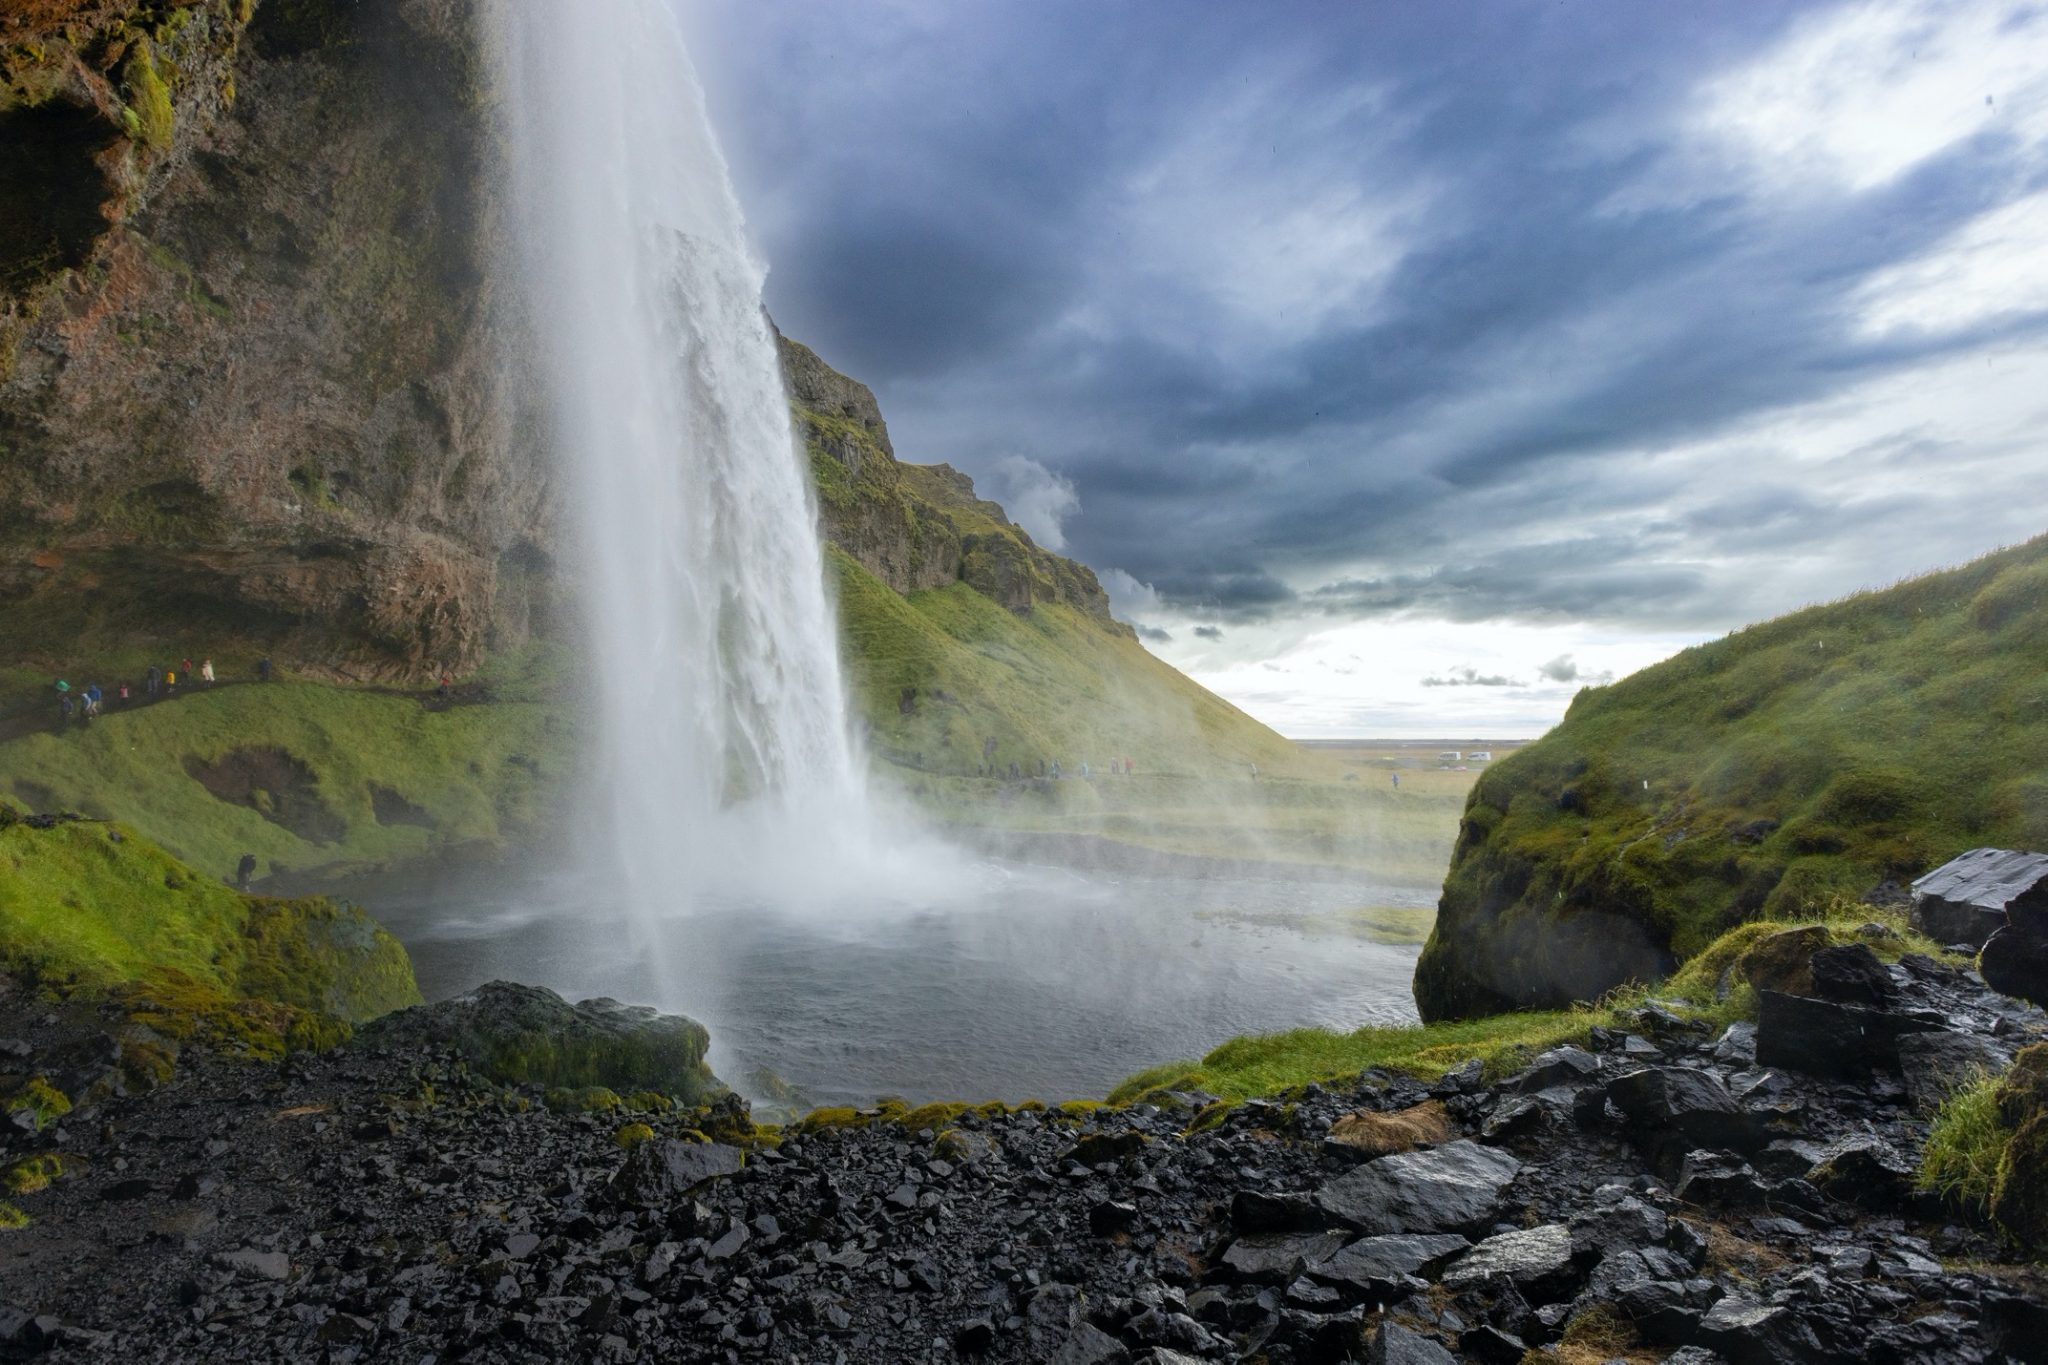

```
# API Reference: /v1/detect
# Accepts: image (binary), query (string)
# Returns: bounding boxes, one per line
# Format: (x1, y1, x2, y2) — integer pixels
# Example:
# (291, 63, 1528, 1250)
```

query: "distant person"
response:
(437, 672, 452, 700)
(145, 665, 160, 696)
(1249, 763, 1258, 780)
(235, 853, 258, 891)
(256, 656, 273, 683)
(117, 683, 131, 705)
(1081, 761, 1090, 778)
(164, 667, 177, 691)
(1009, 762, 1021, 780)
(1391, 772, 1400, 790)
(200, 659, 215, 685)
(1124, 757, 1135, 776)
(57, 693, 73, 726)
(84, 683, 102, 717)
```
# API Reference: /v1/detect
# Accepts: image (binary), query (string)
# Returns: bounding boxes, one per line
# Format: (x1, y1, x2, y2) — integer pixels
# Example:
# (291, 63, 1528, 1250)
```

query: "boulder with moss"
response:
(360, 980, 722, 1104)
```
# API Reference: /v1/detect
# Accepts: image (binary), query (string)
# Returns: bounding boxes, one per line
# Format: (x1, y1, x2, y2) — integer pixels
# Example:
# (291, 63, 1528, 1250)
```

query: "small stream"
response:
(338, 858, 1429, 1106)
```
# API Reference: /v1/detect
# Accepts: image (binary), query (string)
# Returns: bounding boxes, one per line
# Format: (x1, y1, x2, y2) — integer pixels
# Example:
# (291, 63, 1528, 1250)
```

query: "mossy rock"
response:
(2, 1152, 75, 1196)
(1992, 1113, 2048, 1253)
(1995, 1042, 2048, 1128)
(1734, 925, 1830, 996)
(360, 981, 722, 1104)
(545, 1086, 623, 1114)
(5, 1076, 71, 1132)
(0, 1202, 27, 1231)
(614, 1122, 655, 1149)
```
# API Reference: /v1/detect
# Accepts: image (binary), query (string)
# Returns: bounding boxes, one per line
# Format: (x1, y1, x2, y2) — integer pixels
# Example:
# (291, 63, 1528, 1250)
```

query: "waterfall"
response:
(493, 0, 867, 953)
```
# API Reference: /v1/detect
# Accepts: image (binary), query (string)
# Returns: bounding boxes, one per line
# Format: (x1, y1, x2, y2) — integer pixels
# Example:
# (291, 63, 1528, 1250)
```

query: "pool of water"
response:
(342, 857, 1428, 1106)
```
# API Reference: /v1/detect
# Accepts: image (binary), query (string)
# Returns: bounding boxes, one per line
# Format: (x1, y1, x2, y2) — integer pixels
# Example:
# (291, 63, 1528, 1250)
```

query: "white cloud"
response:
(1099, 566, 1163, 618)
(988, 454, 1079, 551)
(1695, 0, 2048, 195)
(1856, 188, 2048, 337)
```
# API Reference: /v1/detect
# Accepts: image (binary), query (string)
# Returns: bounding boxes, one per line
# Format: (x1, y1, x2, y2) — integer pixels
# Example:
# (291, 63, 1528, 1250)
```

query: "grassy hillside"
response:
(833, 547, 1464, 881)
(1415, 533, 2048, 1020)
(0, 804, 419, 1025)
(0, 661, 572, 885)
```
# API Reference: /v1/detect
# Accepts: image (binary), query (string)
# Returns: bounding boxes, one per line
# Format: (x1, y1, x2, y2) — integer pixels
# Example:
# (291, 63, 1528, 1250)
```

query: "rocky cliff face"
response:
(0, 0, 1128, 686)
(0, 0, 554, 679)
(781, 332, 1127, 633)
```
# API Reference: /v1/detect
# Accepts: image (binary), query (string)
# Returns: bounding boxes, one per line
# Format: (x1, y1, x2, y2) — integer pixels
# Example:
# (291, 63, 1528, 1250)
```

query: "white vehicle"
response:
(1468, 750, 1493, 762)
(1437, 750, 1461, 766)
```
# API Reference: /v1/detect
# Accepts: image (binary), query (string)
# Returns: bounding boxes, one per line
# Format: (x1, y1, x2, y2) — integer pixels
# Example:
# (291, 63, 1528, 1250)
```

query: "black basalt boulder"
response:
(1314, 1140, 1522, 1235)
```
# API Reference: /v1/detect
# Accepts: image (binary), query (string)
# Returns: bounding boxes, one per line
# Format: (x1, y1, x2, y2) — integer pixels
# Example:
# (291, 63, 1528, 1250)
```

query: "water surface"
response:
(353, 859, 1427, 1106)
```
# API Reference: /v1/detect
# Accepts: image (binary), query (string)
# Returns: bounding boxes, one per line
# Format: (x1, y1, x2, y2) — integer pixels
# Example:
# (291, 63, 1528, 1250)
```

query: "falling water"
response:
(493, 1, 867, 965)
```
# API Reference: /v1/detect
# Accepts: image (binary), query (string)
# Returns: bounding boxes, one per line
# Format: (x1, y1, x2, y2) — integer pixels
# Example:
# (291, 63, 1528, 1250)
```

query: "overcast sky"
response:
(689, 0, 2048, 737)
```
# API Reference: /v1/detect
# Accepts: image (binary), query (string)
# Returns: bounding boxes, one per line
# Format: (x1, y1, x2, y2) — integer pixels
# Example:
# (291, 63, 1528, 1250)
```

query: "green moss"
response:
(122, 37, 175, 151)
(614, 1121, 655, 1148)
(0, 675, 571, 883)
(5, 1075, 71, 1132)
(0, 813, 420, 1036)
(2, 1152, 74, 1195)
(0, 1202, 27, 1231)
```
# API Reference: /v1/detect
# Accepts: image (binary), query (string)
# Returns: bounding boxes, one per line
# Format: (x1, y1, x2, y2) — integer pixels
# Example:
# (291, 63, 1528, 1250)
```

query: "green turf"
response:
(0, 678, 572, 883)
(1418, 533, 2048, 1018)
(0, 805, 418, 1021)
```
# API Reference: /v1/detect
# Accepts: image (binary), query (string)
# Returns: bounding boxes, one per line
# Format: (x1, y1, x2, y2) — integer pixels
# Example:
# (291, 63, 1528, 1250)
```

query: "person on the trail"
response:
(1249, 763, 1258, 780)
(257, 657, 272, 683)
(200, 659, 215, 685)
(145, 665, 160, 696)
(165, 668, 177, 691)
(58, 694, 73, 725)
(118, 683, 131, 704)
(235, 853, 258, 891)
(1124, 756, 1135, 776)
(436, 672, 452, 701)
(84, 684, 102, 717)
(1081, 761, 1091, 778)
(181, 657, 193, 676)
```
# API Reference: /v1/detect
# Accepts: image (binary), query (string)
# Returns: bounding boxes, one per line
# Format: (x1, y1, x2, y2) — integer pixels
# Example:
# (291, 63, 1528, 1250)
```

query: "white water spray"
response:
(494, 1, 872, 965)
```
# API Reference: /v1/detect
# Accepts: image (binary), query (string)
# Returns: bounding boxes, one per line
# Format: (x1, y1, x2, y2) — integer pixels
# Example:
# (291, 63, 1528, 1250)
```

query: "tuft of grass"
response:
(122, 37, 175, 151)
(1421, 533, 2048, 1019)
(1919, 1069, 2008, 1213)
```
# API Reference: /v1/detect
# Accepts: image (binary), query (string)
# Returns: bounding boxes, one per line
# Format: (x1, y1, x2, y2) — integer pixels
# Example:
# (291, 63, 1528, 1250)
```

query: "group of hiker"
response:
(50, 655, 273, 728)
(975, 752, 1138, 781)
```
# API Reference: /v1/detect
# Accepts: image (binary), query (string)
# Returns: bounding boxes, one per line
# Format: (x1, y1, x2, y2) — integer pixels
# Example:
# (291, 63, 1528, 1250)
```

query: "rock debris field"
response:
(4, 943, 2048, 1363)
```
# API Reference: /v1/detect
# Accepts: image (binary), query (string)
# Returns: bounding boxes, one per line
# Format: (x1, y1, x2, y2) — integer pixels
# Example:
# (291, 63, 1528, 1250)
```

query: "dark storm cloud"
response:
(1191, 625, 1224, 641)
(695, 0, 2048, 630)
(1133, 623, 1173, 644)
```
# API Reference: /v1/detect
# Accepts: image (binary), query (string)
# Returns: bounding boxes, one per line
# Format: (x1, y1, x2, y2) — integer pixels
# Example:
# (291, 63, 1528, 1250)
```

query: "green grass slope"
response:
(0, 674, 571, 885)
(0, 804, 419, 1025)
(1415, 533, 2048, 1021)
(833, 548, 1463, 881)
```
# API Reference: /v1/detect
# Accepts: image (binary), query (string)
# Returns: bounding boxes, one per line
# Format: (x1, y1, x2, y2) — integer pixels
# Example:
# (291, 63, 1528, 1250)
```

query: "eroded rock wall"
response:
(0, 0, 555, 678)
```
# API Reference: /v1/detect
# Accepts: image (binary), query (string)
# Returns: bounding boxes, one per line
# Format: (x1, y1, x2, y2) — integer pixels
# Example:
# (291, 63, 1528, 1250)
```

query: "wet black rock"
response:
(1808, 943, 1896, 1008)
(1309, 1233, 1469, 1299)
(1755, 989, 1942, 1078)
(1314, 1140, 1520, 1234)
(608, 1137, 743, 1207)
(1439, 1224, 1574, 1294)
